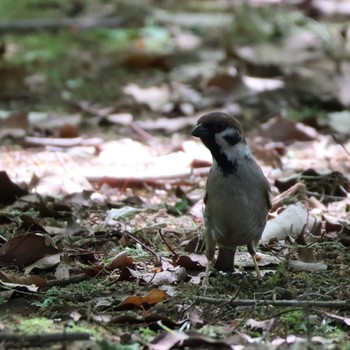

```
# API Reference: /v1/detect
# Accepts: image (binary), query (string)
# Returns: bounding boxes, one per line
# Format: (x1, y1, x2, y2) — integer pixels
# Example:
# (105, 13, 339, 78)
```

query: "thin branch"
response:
(0, 17, 125, 34)
(331, 134, 350, 158)
(0, 332, 90, 343)
(158, 229, 177, 256)
(306, 191, 347, 201)
(24, 136, 103, 148)
(125, 231, 161, 265)
(86, 167, 210, 188)
(196, 297, 350, 309)
(46, 273, 90, 287)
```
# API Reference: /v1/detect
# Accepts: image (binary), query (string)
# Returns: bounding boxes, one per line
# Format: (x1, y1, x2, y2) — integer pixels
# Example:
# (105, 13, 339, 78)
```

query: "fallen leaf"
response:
(0, 233, 59, 267)
(172, 255, 205, 270)
(0, 271, 47, 287)
(107, 251, 134, 271)
(0, 171, 28, 206)
(24, 253, 62, 274)
(261, 203, 320, 244)
(259, 115, 317, 142)
(115, 289, 170, 310)
(246, 318, 275, 332)
(123, 83, 170, 111)
(328, 111, 350, 135)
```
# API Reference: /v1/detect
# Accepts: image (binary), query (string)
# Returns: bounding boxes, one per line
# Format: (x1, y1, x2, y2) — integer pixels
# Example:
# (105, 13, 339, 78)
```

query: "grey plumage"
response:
(191, 112, 271, 280)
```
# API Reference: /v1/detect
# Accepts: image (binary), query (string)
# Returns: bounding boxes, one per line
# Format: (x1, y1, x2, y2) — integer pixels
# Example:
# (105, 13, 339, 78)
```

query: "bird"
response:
(191, 112, 271, 282)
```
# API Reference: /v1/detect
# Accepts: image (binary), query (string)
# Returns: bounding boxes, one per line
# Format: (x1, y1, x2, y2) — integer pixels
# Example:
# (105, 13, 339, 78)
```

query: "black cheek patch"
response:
(210, 143, 238, 174)
(224, 133, 240, 146)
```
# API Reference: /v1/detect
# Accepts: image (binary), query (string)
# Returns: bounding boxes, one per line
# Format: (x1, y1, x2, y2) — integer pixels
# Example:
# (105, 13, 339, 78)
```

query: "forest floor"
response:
(0, 1, 350, 349)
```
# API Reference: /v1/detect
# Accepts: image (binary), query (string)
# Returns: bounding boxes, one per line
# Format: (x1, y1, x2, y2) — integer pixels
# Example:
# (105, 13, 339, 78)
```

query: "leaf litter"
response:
(1, 0, 350, 349)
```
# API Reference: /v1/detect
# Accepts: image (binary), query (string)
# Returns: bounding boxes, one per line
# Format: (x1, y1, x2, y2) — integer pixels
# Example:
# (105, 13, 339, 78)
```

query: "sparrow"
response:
(191, 112, 271, 281)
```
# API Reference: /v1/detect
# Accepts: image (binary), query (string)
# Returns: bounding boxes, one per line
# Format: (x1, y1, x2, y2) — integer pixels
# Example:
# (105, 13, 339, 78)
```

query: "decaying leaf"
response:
(24, 253, 62, 275)
(261, 203, 321, 244)
(0, 171, 28, 206)
(0, 271, 47, 288)
(115, 289, 170, 310)
(107, 251, 134, 271)
(0, 233, 59, 267)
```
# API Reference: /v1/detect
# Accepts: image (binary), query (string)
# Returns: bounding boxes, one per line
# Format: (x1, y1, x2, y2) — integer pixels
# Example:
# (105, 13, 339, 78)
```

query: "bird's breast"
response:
(205, 162, 269, 246)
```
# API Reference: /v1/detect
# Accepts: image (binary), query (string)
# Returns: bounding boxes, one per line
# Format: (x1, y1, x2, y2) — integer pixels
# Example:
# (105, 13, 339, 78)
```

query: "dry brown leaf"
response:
(0, 271, 47, 287)
(172, 255, 205, 270)
(24, 253, 62, 275)
(107, 251, 134, 271)
(115, 289, 170, 310)
(0, 171, 28, 206)
(0, 233, 59, 267)
(259, 115, 317, 142)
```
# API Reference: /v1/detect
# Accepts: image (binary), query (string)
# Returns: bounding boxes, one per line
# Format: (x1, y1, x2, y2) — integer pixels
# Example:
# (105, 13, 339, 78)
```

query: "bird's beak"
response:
(191, 123, 209, 137)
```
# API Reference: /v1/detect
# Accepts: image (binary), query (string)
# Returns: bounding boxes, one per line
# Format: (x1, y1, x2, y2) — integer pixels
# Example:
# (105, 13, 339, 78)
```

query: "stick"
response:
(0, 17, 125, 34)
(196, 297, 350, 309)
(0, 332, 90, 343)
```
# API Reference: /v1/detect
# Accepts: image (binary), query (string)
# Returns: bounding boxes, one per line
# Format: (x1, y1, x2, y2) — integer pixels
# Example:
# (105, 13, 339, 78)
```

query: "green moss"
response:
(280, 310, 307, 334)
(265, 262, 288, 287)
(17, 317, 54, 334)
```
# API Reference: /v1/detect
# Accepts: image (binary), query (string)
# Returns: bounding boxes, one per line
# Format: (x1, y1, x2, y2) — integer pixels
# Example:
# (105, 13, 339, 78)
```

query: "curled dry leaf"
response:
(24, 253, 62, 275)
(0, 233, 59, 267)
(0, 171, 28, 206)
(245, 318, 275, 332)
(107, 251, 134, 271)
(172, 254, 205, 270)
(259, 115, 317, 142)
(261, 203, 321, 244)
(131, 266, 187, 285)
(115, 289, 170, 311)
(0, 271, 47, 287)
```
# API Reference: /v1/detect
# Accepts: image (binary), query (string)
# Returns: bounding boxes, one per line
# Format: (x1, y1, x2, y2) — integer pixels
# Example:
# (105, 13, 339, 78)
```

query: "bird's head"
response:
(191, 112, 246, 148)
(191, 112, 250, 173)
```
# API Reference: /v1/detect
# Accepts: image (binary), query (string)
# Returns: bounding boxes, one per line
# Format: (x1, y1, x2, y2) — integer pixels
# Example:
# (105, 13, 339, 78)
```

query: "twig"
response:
(0, 17, 125, 34)
(196, 297, 350, 309)
(125, 231, 161, 265)
(86, 167, 211, 188)
(271, 182, 306, 211)
(24, 136, 102, 148)
(46, 273, 90, 287)
(131, 122, 154, 142)
(158, 229, 177, 256)
(306, 191, 348, 201)
(0, 332, 90, 343)
(203, 287, 240, 315)
(331, 134, 350, 158)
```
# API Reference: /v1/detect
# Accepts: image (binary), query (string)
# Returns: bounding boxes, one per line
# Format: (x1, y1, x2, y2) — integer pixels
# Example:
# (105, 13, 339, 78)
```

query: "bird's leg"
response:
(251, 254, 262, 280)
(203, 259, 211, 287)
(247, 241, 262, 280)
(203, 229, 216, 287)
